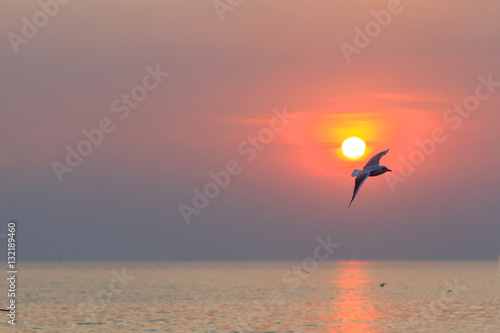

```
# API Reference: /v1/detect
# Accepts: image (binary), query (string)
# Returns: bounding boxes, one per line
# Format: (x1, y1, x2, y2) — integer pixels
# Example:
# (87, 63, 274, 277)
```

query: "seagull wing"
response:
(363, 149, 389, 169)
(349, 170, 370, 208)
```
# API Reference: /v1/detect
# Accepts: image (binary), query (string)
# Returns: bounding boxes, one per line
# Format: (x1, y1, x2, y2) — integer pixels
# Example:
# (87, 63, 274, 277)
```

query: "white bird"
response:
(349, 149, 391, 208)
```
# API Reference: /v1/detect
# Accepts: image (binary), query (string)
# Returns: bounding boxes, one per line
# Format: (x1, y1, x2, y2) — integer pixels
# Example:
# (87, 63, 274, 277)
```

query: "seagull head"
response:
(381, 166, 392, 173)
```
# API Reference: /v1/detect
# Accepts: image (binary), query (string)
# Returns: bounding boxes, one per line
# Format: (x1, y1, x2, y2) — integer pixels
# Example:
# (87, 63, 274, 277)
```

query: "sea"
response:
(10, 261, 500, 332)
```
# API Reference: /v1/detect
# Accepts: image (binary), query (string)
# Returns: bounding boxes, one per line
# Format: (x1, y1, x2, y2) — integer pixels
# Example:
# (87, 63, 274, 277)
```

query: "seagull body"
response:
(349, 149, 391, 208)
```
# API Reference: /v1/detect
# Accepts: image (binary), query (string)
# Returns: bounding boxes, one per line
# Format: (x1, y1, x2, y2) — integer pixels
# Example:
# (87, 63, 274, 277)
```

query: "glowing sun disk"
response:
(342, 137, 366, 159)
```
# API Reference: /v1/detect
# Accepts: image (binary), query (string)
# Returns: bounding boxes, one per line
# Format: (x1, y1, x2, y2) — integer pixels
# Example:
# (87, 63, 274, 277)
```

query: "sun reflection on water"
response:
(327, 261, 381, 332)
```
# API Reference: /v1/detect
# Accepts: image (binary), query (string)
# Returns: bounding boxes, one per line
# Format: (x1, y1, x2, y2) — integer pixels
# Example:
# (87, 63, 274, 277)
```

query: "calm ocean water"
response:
(10, 261, 500, 332)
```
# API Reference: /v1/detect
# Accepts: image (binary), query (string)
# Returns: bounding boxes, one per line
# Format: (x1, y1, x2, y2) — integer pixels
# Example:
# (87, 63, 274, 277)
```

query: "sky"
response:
(1, 0, 499, 261)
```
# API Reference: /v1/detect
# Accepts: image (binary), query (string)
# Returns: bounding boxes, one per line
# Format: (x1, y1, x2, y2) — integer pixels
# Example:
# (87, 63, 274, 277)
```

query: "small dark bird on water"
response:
(379, 282, 387, 287)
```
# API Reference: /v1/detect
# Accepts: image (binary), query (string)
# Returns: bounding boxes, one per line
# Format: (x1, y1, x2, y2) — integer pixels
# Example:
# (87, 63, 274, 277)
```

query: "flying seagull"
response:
(349, 149, 391, 208)
(379, 282, 387, 287)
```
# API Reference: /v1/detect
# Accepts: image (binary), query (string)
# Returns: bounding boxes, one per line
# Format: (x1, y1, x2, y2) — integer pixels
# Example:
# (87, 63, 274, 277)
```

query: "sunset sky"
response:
(1, 0, 499, 261)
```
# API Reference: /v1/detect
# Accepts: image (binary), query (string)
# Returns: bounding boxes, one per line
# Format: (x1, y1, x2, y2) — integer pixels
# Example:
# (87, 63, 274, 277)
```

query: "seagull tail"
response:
(351, 169, 362, 177)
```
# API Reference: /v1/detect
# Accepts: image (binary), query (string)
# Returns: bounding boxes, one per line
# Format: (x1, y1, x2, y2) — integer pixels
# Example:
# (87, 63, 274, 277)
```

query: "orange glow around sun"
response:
(282, 105, 436, 177)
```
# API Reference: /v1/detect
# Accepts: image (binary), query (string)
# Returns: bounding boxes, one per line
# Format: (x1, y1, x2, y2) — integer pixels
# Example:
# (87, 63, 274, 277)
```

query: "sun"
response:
(341, 137, 366, 159)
